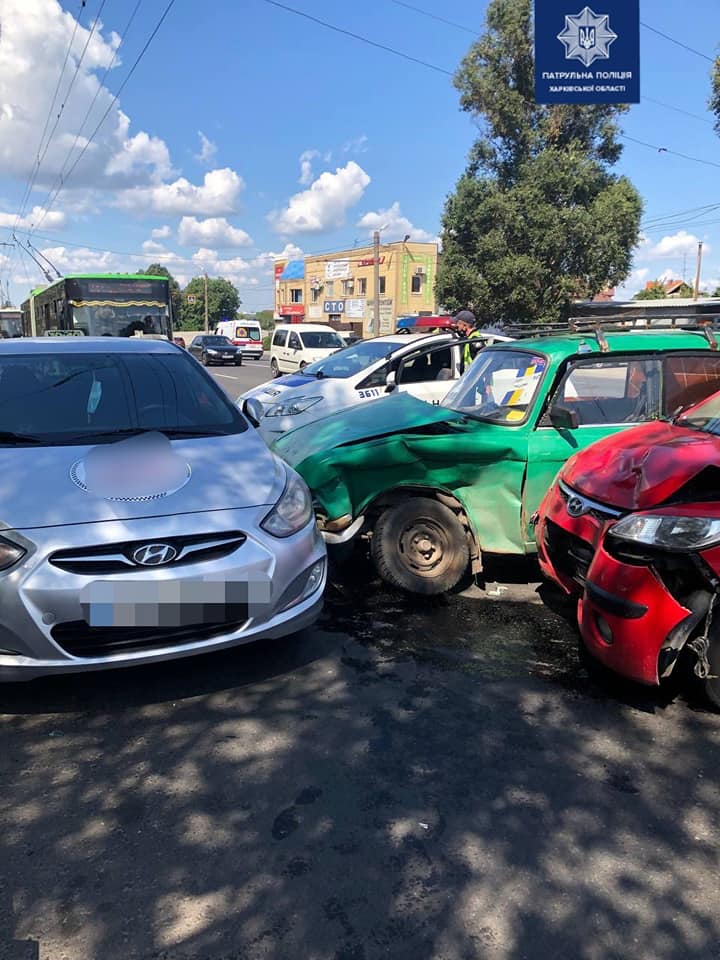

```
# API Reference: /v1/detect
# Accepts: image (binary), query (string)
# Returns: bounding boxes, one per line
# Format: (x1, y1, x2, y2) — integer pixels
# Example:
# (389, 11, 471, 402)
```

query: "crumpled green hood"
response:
(272, 392, 466, 469)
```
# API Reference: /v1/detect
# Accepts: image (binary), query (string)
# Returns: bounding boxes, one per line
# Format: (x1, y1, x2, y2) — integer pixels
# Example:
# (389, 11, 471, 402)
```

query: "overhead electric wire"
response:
(389, 0, 476, 35)
(13, 0, 87, 230)
(642, 96, 713, 126)
(640, 21, 714, 62)
(42, 0, 145, 225)
(30, 0, 109, 192)
(620, 135, 720, 171)
(31, 0, 178, 233)
(260, 0, 453, 76)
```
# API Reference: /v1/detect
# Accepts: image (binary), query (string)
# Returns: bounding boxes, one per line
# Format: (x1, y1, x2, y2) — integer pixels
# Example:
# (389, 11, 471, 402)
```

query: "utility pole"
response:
(693, 241, 704, 301)
(203, 271, 209, 333)
(372, 230, 380, 336)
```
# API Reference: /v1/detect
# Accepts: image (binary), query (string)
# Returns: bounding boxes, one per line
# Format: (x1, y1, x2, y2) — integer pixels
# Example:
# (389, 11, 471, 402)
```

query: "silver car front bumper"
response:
(0, 507, 326, 681)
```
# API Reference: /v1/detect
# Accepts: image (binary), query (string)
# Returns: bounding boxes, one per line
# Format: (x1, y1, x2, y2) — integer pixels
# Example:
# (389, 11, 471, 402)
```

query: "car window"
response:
(272, 330, 287, 347)
(677, 390, 720, 434)
(304, 340, 394, 380)
(548, 358, 659, 426)
(298, 331, 345, 349)
(357, 363, 390, 390)
(664, 354, 720, 415)
(0, 352, 247, 444)
(443, 350, 547, 424)
(190, 337, 203, 346)
(203, 336, 232, 346)
(288, 332, 301, 349)
(237, 326, 262, 341)
(399, 346, 453, 384)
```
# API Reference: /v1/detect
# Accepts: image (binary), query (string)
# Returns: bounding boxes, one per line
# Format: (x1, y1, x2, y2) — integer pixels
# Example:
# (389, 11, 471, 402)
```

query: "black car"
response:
(188, 335, 243, 366)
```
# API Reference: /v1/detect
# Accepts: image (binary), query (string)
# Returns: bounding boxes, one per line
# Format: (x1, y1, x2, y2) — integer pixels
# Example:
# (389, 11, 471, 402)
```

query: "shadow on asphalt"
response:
(2, 548, 719, 960)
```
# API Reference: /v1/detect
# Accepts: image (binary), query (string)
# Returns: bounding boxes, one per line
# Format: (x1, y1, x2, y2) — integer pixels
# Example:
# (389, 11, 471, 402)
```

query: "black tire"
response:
(235, 358, 243, 366)
(371, 497, 470, 595)
(702, 616, 720, 710)
(270, 358, 280, 378)
(201, 352, 210, 366)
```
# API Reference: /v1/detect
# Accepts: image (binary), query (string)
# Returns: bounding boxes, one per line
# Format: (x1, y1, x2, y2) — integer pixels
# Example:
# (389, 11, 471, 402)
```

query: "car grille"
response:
(52, 617, 248, 658)
(557, 480, 622, 523)
(542, 519, 595, 586)
(49, 532, 246, 575)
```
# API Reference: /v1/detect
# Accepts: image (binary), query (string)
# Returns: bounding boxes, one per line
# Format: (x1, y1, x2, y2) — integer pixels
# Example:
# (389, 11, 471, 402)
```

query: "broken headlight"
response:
(611, 515, 720, 552)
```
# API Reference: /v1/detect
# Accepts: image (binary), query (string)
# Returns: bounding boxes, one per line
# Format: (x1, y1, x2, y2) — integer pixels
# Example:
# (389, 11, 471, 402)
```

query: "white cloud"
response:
(343, 135, 368, 154)
(142, 239, 167, 255)
(178, 216, 252, 248)
(0, 0, 172, 195)
(269, 161, 371, 235)
(299, 150, 320, 186)
(0, 205, 66, 230)
(116, 168, 245, 216)
(641, 230, 712, 260)
(195, 131, 217, 166)
(614, 267, 650, 300)
(151, 225, 172, 239)
(357, 201, 437, 243)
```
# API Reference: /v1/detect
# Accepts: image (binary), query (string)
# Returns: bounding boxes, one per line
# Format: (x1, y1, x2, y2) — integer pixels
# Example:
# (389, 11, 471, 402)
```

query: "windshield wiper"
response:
(0, 430, 44, 445)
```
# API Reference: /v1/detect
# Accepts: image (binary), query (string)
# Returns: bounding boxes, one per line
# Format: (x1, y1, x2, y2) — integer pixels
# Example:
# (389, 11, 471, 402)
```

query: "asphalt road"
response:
(2, 552, 720, 960)
(207, 359, 274, 399)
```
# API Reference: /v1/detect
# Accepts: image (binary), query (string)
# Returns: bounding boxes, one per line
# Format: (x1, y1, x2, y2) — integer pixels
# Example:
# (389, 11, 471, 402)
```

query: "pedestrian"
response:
(454, 309, 484, 371)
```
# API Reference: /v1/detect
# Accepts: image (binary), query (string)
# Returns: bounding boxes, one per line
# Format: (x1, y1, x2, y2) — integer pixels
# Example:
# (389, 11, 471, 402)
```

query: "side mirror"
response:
(242, 397, 263, 428)
(385, 370, 397, 393)
(549, 403, 579, 430)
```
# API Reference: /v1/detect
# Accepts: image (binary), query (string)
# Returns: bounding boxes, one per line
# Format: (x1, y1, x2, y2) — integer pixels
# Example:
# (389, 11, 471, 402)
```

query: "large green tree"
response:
(178, 276, 241, 331)
(710, 55, 720, 134)
(143, 263, 182, 321)
(436, 0, 642, 323)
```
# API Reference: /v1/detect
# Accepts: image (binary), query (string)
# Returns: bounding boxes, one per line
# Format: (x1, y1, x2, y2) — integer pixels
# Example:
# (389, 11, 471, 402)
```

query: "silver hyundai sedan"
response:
(0, 337, 326, 681)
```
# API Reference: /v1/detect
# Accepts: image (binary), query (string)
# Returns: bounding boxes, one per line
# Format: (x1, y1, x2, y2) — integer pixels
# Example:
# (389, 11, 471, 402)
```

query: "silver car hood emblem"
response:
(132, 543, 178, 566)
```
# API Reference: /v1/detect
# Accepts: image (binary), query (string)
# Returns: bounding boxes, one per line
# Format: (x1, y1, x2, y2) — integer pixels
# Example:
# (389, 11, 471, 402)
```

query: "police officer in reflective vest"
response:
(455, 309, 483, 372)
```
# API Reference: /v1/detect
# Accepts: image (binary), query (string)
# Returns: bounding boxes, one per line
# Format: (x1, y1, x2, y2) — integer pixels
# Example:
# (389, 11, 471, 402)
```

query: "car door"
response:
(189, 336, 204, 359)
(285, 331, 302, 371)
(272, 329, 288, 370)
(395, 342, 458, 405)
(523, 355, 662, 544)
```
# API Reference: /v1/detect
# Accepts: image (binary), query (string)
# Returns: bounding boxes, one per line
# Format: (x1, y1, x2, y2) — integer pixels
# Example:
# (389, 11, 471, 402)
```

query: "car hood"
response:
(241, 373, 319, 405)
(0, 430, 286, 531)
(563, 419, 720, 511)
(273, 392, 466, 469)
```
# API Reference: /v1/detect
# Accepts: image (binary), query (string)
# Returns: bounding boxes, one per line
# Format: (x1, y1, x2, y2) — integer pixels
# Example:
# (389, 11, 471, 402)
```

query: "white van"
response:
(269, 323, 345, 377)
(214, 319, 264, 359)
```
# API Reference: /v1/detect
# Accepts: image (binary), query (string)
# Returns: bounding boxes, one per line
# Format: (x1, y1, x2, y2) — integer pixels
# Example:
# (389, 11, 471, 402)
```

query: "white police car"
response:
(239, 332, 510, 443)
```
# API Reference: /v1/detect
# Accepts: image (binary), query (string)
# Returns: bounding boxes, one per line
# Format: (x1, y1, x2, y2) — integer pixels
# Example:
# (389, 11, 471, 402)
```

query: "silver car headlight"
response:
(611, 515, 720, 551)
(206, 348, 219, 355)
(0, 536, 26, 571)
(264, 396, 323, 418)
(261, 470, 313, 538)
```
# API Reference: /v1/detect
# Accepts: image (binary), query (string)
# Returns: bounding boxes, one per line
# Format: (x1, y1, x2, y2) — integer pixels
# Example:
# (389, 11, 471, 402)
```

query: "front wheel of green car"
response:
(371, 497, 470, 595)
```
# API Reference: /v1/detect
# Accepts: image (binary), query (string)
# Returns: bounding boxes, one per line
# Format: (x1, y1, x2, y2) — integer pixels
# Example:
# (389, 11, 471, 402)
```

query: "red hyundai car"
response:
(536, 388, 720, 707)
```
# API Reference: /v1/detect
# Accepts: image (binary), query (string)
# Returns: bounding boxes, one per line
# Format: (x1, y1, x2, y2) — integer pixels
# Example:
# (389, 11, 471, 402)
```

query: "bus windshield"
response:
(70, 304, 169, 337)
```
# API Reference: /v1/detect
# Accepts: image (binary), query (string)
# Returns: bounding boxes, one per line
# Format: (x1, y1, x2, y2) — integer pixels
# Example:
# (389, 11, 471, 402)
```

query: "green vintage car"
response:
(272, 328, 720, 594)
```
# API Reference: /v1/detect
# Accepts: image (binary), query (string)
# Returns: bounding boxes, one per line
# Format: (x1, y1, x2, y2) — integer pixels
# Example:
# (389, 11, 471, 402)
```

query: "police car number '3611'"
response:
(358, 388, 381, 400)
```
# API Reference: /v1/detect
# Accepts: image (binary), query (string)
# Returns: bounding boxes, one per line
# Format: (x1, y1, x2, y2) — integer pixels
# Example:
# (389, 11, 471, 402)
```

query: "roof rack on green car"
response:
(507, 314, 719, 353)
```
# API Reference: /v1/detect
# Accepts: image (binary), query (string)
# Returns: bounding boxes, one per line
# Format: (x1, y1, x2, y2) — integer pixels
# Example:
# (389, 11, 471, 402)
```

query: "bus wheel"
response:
(371, 497, 470, 595)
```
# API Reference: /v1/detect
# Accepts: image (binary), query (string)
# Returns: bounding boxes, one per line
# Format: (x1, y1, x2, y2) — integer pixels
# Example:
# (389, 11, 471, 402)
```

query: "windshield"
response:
(299, 331, 345, 350)
(677, 390, 720, 436)
(303, 339, 395, 379)
(204, 336, 232, 346)
(70, 303, 171, 337)
(0, 351, 246, 445)
(443, 349, 547, 424)
(236, 326, 261, 341)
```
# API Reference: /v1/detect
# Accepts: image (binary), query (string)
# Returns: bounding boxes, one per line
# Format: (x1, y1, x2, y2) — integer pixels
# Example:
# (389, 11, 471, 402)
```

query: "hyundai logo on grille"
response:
(566, 496, 589, 519)
(131, 543, 178, 566)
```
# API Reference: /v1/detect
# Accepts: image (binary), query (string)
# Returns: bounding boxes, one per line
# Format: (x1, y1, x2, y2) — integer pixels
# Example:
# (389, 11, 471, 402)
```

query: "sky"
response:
(0, 0, 718, 312)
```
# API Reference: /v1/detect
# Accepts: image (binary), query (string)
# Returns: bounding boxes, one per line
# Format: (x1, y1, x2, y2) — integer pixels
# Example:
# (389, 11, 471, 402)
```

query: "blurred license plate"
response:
(80, 580, 257, 628)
